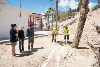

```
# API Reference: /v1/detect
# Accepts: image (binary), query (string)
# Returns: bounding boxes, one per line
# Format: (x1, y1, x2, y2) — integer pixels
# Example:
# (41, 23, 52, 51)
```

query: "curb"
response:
(2, 40, 10, 43)
(0, 41, 3, 45)
(0, 35, 49, 45)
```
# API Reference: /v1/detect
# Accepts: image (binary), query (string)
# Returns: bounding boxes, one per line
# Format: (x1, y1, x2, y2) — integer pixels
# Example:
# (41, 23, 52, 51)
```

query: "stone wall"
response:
(0, 4, 32, 40)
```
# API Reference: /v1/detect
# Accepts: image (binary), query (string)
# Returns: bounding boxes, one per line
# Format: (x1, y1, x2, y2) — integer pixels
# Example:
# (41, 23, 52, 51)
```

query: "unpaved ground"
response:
(0, 35, 99, 67)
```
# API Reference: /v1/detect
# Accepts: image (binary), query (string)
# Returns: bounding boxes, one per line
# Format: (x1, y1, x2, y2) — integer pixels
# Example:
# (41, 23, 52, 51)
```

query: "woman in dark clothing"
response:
(18, 25, 25, 53)
(10, 24, 18, 56)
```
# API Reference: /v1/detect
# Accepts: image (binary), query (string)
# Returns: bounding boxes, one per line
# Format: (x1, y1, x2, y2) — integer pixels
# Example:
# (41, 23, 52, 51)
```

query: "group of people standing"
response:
(52, 25, 69, 44)
(10, 24, 34, 56)
(9, 23, 69, 56)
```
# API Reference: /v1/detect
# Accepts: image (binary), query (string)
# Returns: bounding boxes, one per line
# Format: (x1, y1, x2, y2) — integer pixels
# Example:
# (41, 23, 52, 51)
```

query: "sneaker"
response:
(52, 39, 53, 42)
(20, 50, 22, 53)
(64, 42, 66, 44)
(67, 41, 70, 43)
(64, 41, 66, 44)
(22, 50, 24, 52)
(54, 39, 56, 42)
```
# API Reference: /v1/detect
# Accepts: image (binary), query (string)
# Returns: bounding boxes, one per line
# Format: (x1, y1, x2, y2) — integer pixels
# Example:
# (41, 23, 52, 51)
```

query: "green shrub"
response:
(92, 5, 99, 11)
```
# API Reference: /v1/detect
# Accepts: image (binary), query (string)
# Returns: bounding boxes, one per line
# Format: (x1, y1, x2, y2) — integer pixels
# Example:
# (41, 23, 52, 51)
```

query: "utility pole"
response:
(20, 0, 21, 17)
(56, 0, 58, 28)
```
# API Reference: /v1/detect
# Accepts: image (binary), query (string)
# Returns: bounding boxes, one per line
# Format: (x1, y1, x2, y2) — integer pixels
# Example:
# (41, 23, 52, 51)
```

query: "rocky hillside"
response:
(56, 8, 100, 43)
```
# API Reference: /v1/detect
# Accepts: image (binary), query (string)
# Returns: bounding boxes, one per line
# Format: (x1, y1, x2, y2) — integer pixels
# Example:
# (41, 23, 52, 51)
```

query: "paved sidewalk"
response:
(34, 31, 48, 37)
(34, 28, 49, 37)
(0, 30, 49, 44)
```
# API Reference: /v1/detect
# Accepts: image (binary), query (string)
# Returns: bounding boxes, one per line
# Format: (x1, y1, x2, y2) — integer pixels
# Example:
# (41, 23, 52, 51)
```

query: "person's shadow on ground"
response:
(15, 47, 44, 57)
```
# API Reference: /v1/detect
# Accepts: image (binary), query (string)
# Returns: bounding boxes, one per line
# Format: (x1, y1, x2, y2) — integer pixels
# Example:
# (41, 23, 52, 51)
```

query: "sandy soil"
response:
(0, 35, 99, 67)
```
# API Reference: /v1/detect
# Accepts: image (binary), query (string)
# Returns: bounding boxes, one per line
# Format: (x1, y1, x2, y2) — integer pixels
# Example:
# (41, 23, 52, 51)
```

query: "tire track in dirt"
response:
(56, 47, 65, 67)
(41, 46, 58, 67)
(45, 46, 65, 67)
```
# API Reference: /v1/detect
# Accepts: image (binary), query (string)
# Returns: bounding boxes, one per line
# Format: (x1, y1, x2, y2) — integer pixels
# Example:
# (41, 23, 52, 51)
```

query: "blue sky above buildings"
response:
(6, 0, 98, 14)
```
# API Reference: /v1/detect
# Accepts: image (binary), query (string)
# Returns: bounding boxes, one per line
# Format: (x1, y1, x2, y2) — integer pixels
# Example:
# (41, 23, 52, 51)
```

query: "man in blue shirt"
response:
(26, 24, 34, 51)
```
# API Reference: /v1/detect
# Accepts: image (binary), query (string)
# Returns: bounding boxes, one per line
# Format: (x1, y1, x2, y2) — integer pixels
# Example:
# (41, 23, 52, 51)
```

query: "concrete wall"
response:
(0, 4, 32, 40)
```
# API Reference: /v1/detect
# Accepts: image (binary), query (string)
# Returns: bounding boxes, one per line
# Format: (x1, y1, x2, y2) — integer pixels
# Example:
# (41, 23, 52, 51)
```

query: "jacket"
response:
(10, 28, 17, 42)
(26, 28, 34, 37)
(18, 30, 25, 39)
(52, 28, 58, 34)
(63, 28, 69, 35)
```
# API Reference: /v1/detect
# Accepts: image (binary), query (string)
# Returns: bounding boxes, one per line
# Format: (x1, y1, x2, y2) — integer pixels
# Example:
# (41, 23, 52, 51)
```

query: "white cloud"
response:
(58, 0, 78, 9)
(63, 7, 67, 11)
(69, 0, 78, 9)
(58, 0, 69, 8)
(58, 0, 97, 10)
(88, 2, 97, 9)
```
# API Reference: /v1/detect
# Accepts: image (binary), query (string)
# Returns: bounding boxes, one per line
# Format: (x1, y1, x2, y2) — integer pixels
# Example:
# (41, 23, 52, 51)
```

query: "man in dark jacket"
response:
(26, 24, 34, 51)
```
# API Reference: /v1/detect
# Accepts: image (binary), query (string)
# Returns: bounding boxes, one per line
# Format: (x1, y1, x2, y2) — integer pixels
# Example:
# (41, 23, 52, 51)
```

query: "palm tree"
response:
(53, 8, 56, 21)
(44, 10, 51, 30)
(48, 7, 55, 30)
(44, 7, 55, 30)
(71, 0, 89, 48)
(44, 12, 48, 29)
(50, 0, 58, 28)
(78, 0, 82, 10)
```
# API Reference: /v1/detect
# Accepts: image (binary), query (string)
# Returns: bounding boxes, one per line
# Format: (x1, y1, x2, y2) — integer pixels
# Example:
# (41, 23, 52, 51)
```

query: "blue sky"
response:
(6, 0, 98, 14)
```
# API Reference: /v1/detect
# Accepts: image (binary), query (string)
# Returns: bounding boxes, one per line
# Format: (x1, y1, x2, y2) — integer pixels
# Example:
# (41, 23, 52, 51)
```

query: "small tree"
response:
(92, 5, 99, 11)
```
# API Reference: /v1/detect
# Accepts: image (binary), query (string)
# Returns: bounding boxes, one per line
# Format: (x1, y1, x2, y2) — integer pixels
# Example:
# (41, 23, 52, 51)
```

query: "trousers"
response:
(52, 34, 56, 42)
(28, 36, 34, 49)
